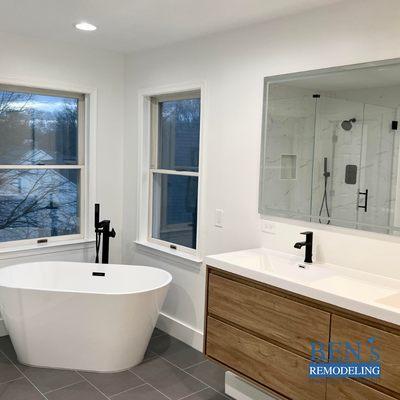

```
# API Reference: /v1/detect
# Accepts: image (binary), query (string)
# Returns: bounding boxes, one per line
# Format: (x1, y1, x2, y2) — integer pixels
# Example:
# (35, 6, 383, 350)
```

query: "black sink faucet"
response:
(294, 231, 313, 264)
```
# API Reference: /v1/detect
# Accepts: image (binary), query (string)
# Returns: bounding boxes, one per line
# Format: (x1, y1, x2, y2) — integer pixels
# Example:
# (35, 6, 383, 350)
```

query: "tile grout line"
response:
(0, 349, 50, 400)
(158, 356, 213, 391)
(127, 369, 172, 400)
(145, 382, 173, 400)
(149, 335, 231, 399)
(208, 386, 233, 399)
(146, 333, 233, 399)
(176, 387, 209, 400)
(75, 370, 112, 400)
(0, 375, 25, 385)
(149, 335, 228, 397)
(183, 359, 209, 370)
(109, 382, 147, 398)
(43, 378, 85, 395)
(158, 355, 231, 398)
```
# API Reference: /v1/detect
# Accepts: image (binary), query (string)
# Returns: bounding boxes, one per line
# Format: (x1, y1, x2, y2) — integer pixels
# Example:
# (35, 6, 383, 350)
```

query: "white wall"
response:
(123, 0, 400, 349)
(0, 32, 125, 334)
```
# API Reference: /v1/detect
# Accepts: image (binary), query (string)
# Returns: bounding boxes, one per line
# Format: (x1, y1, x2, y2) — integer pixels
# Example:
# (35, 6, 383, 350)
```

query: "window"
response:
(0, 85, 85, 245)
(149, 91, 201, 253)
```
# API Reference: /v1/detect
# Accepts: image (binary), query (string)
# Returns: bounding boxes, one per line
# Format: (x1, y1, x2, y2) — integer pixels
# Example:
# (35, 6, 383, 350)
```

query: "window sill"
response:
(134, 240, 203, 267)
(0, 238, 96, 261)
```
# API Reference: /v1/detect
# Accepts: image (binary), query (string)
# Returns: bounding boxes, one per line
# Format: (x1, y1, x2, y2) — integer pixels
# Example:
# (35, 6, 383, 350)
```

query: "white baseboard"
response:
(0, 318, 7, 337)
(225, 372, 278, 400)
(156, 312, 203, 351)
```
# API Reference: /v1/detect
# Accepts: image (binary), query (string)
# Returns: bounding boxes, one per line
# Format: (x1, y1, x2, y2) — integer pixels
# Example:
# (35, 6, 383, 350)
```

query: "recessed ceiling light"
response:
(75, 22, 97, 32)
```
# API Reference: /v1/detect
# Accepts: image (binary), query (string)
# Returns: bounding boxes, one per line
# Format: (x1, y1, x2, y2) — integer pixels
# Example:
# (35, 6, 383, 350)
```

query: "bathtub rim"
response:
(0, 261, 172, 296)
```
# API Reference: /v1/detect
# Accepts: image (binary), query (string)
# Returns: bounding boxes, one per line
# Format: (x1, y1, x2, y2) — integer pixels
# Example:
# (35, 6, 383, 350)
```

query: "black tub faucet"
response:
(294, 231, 313, 264)
(95, 203, 116, 264)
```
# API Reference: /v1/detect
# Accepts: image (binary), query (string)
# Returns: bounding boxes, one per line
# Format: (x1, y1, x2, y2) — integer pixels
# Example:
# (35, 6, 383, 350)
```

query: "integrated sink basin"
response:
(208, 248, 334, 283)
(205, 248, 400, 325)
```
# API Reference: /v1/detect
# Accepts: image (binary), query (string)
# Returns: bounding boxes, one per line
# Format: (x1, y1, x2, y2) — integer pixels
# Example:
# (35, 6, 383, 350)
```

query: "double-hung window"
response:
(0, 85, 85, 246)
(149, 91, 201, 253)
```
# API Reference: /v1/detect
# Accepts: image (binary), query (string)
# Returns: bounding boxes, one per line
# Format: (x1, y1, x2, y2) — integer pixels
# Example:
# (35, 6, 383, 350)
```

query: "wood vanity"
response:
(204, 266, 400, 400)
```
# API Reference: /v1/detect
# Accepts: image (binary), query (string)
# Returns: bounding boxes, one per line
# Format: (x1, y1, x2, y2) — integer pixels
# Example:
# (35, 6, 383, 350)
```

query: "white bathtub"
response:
(0, 261, 171, 372)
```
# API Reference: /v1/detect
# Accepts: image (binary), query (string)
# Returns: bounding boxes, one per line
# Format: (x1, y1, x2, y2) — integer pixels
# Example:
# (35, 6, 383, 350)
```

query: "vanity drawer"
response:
(206, 316, 326, 400)
(208, 272, 330, 355)
(327, 379, 396, 400)
(331, 315, 400, 394)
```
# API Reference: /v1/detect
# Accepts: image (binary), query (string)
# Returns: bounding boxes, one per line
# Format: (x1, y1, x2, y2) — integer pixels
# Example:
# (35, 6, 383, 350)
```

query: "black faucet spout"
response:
(294, 231, 313, 263)
(294, 241, 306, 249)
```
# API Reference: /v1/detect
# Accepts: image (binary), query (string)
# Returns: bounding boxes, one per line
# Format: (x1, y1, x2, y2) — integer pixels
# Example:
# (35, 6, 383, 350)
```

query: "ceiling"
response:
(0, 0, 343, 53)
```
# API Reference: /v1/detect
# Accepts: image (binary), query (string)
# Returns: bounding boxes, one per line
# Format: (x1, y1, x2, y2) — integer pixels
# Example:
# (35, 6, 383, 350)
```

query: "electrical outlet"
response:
(261, 219, 276, 234)
(215, 209, 224, 228)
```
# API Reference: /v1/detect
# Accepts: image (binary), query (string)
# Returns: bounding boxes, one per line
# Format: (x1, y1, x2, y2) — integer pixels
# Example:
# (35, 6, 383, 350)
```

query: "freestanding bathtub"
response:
(0, 261, 171, 372)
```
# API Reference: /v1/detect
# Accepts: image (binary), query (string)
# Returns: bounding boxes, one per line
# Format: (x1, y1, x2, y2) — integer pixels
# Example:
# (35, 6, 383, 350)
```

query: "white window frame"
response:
(136, 83, 205, 261)
(0, 80, 97, 251)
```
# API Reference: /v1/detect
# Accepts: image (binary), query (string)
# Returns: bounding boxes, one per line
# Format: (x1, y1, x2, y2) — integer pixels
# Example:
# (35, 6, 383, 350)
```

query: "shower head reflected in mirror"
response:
(341, 118, 356, 131)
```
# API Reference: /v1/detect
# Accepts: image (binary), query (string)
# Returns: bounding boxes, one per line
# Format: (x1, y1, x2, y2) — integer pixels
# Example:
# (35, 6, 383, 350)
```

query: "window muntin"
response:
(149, 91, 201, 252)
(0, 85, 85, 245)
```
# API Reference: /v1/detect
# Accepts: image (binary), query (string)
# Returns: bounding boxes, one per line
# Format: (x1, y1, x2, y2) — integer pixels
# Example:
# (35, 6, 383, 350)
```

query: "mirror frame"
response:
(259, 57, 400, 234)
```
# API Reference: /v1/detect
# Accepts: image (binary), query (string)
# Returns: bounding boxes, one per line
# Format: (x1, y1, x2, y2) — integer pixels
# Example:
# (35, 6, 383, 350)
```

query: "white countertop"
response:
(205, 248, 400, 326)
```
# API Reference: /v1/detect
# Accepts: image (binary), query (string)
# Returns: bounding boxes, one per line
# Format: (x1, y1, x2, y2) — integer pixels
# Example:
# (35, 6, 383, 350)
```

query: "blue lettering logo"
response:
(309, 337, 381, 378)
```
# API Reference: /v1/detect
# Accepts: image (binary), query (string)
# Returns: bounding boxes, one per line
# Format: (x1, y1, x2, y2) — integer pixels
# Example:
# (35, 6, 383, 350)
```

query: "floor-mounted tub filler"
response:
(0, 261, 171, 372)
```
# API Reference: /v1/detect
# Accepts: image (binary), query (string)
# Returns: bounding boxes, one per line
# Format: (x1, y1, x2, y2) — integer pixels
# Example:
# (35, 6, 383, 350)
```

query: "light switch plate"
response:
(215, 209, 224, 228)
(261, 219, 276, 234)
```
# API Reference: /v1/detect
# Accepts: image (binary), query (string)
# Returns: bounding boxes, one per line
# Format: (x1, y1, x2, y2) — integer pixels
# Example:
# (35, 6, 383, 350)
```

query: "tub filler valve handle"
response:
(95, 203, 116, 264)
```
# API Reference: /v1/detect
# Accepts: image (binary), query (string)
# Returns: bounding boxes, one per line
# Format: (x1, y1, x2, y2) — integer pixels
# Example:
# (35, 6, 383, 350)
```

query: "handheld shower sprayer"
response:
(323, 157, 330, 178)
(319, 157, 331, 224)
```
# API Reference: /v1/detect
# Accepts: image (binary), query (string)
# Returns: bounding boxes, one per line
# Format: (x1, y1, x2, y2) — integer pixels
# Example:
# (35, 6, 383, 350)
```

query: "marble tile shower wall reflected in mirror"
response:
(259, 60, 400, 235)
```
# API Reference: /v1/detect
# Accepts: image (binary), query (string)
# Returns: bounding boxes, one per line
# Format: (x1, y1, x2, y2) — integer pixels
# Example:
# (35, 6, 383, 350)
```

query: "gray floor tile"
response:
(80, 370, 144, 396)
(0, 377, 45, 400)
(151, 328, 166, 339)
(148, 335, 205, 369)
(186, 361, 227, 393)
(183, 388, 228, 400)
(21, 366, 82, 394)
(112, 384, 168, 400)
(131, 357, 205, 400)
(143, 347, 157, 361)
(146, 334, 176, 354)
(0, 337, 18, 364)
(0, 352, 22, 384)
(0, 333, 224, 400)
(46, 381, 107, 400)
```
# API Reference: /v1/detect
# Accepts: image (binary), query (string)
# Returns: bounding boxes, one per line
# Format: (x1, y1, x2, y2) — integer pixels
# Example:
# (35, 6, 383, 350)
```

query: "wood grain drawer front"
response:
(331, 315, 400, 394)
(208, 272, 330, 355)
(327, 379, 396, 400)
(206, 316, 326, 400)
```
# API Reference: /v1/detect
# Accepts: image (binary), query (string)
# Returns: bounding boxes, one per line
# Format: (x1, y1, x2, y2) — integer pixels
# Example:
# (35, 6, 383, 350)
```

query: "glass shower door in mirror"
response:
(311, 96, 364, 228)
(356, 104, 398, 233)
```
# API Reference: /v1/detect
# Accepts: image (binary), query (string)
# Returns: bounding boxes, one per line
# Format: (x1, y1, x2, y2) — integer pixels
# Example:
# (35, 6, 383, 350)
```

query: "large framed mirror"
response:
(259, 59, 400, 235)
